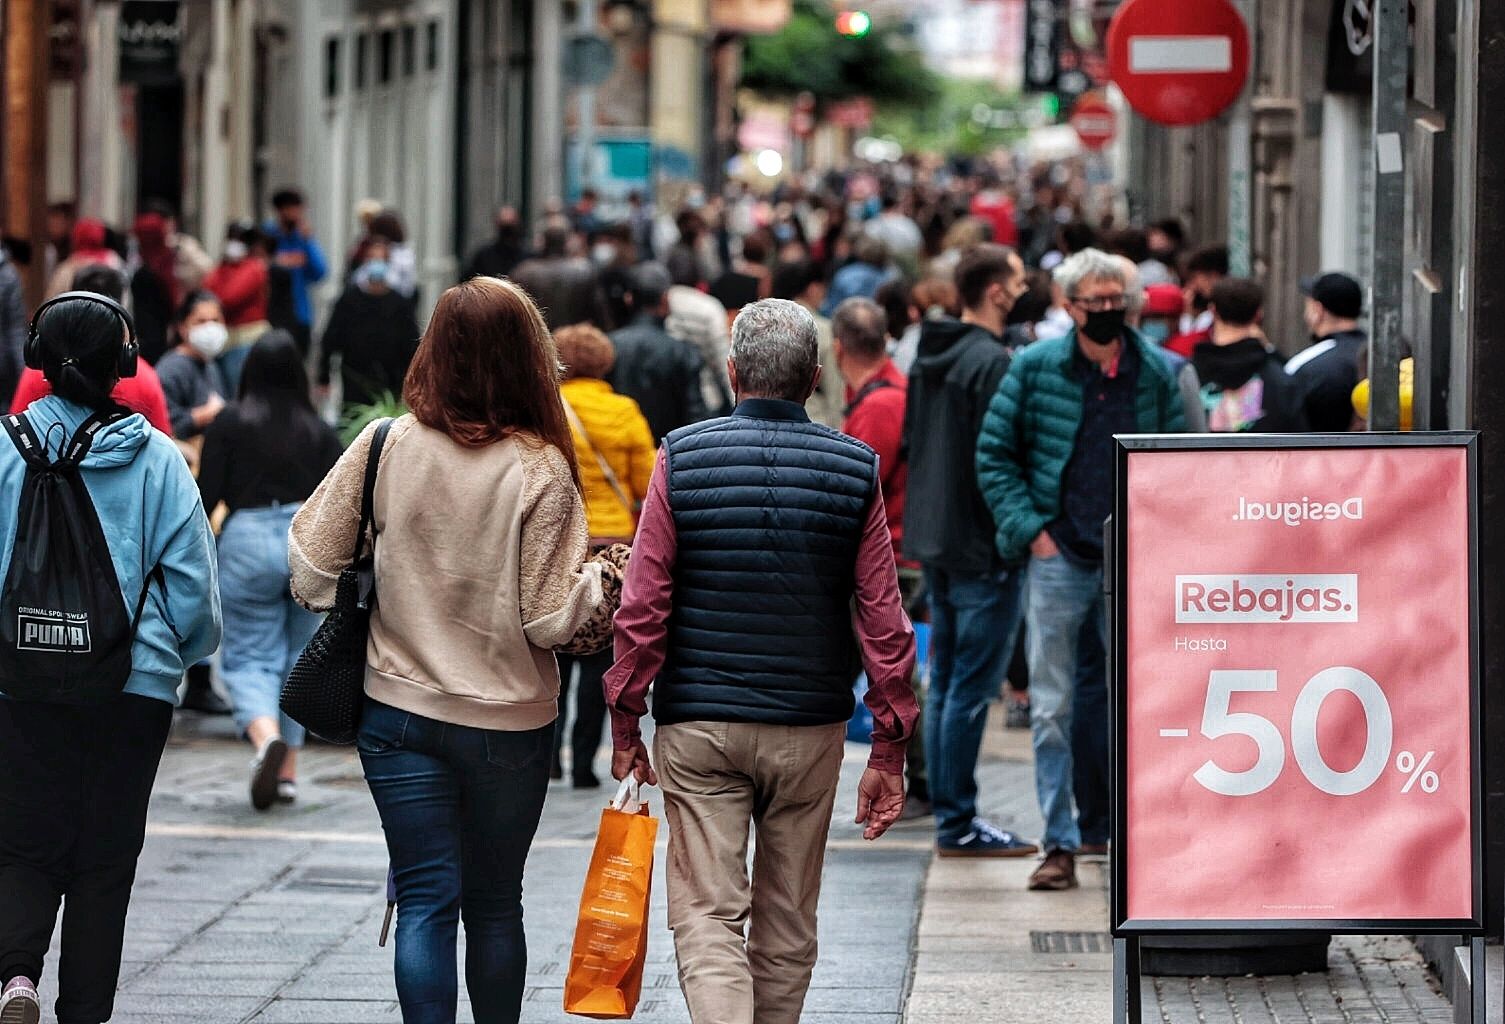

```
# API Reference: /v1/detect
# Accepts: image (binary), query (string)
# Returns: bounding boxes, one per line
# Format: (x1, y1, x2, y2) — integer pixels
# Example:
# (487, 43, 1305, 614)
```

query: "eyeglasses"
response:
(1070, 294, 1128, 312)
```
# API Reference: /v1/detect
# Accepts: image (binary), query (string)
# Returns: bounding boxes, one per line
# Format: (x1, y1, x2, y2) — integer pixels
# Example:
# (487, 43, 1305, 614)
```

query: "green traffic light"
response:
(847, 10, 871, 35)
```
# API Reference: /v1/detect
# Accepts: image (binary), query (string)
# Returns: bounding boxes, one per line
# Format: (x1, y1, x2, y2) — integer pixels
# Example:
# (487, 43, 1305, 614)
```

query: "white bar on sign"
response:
(1159, 729, 1190, 738)
(1129, 36, 1233, 74)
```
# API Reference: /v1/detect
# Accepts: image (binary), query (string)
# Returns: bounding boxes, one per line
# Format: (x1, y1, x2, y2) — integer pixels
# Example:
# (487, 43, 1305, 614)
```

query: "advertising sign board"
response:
(1109, 433, 1484, 1022)
(1114, 434, 1480, 932)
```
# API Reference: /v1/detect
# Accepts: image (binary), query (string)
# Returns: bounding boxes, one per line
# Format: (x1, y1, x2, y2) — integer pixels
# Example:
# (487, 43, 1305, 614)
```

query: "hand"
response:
(275, 250, 308, 269)
(193, 393, 226, 428)
(1030, 530, 1059, 560)
(855, 768, 905, 841)
(611, 739, 657, 787)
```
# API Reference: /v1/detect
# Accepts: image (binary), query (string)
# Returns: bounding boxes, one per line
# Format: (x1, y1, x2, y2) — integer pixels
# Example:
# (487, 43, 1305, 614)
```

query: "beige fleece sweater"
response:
(289, 416, 618, 731)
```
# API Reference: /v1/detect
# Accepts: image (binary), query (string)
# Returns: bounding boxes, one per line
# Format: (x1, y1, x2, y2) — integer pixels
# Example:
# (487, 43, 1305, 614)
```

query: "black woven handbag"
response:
(280, 419, 393, 744)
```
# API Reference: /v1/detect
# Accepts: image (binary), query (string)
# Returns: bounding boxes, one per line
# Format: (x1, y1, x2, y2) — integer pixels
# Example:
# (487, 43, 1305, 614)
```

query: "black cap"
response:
(1300, 272, 1363, 319)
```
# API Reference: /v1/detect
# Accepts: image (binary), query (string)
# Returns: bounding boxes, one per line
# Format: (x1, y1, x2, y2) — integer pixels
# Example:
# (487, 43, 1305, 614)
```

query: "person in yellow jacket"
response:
(553, 323, 656, 786)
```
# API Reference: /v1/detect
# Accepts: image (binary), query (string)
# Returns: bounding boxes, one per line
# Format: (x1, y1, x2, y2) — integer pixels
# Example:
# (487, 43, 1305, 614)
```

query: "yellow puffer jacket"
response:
(561, 378, 657, 540)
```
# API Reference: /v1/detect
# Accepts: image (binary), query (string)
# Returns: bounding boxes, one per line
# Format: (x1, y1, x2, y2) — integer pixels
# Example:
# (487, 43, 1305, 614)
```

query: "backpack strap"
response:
(129, 564, 168, 636)
(351, 419, 395, 563)
(1, 413, 48, 469)
(57, 411, 125, 471)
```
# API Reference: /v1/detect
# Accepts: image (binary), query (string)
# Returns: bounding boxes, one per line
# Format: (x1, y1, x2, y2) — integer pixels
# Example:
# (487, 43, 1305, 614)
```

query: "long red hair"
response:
(403, 277, 582, 489)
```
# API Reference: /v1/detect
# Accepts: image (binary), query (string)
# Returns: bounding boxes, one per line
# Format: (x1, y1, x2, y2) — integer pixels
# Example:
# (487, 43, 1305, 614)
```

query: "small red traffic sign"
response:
(1070, 93, 1117, 151)
(1107, 0, 1250, 127)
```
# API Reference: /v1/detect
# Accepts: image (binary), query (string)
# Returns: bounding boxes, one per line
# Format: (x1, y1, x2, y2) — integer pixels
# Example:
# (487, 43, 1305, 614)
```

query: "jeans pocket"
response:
(356, 701, 409, 754)
(483, 727, 547, 770)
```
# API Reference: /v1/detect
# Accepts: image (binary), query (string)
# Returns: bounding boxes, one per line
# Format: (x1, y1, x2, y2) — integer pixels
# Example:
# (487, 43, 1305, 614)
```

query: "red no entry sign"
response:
(1070, 93, 1117, 151)
(1107, 0, 1251, 127)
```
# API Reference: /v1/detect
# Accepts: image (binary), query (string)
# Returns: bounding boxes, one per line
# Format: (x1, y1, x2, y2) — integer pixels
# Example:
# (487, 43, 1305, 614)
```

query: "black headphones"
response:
(25, 290, 140, 379)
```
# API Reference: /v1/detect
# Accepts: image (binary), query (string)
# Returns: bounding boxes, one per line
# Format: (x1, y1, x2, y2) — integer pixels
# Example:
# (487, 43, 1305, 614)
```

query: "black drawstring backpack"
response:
(0, 410, 163, 704)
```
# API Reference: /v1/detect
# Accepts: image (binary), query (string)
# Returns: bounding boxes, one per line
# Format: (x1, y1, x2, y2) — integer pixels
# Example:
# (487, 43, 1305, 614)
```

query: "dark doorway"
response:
(135, 81, 185, 213)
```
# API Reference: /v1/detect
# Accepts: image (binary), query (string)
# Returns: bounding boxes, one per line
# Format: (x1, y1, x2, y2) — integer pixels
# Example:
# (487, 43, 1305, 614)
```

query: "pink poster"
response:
(1122, 445, 1475, 924)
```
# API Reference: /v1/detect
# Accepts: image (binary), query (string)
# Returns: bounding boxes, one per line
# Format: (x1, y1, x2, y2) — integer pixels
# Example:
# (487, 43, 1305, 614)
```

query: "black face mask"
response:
(1081, 309, 1127, 344)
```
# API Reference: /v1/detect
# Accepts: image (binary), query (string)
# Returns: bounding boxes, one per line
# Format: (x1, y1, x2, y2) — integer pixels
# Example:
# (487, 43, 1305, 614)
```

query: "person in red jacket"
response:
(10, 265, 173, 435)
(204, 221, 271, 395)
(833, 296, 930, 816)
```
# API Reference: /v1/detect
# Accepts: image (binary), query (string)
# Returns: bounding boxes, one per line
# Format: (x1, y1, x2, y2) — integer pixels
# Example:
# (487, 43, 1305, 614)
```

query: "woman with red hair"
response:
(290, 277, 627, 1023)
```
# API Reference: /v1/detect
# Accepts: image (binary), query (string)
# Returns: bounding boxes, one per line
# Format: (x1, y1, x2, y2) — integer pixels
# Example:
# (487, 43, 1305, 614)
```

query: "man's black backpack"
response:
(0, 411, 163, 704)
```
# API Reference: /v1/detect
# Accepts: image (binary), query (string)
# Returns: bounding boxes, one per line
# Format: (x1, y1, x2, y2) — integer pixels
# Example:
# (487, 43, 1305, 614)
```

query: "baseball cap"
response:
(1300, 272, 1363, 319)
(1142, 283, 1184, 318)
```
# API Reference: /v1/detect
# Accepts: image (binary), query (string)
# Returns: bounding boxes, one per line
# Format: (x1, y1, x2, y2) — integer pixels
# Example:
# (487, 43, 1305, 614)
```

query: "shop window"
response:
(402, 25, 417, 77)
(379, 29, 395, 84)
(324, 37, 341, 99)
(355, 33, 369, 90)
(426, 21, 440, 72)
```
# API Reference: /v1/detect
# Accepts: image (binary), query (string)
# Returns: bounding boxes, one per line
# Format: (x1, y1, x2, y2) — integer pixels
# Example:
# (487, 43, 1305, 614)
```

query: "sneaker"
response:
(572, 773, 601, 790)
(1028, 848, 1079, 891)
(277, 780, 298, 805)
(937, 819, 1039, 858)
(250, 737, 289, 812)
(0, 977, 40, 1024)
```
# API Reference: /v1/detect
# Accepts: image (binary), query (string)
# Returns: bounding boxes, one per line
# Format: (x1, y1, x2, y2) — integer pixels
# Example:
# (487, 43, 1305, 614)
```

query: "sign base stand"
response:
(1113, 934, 1488, 1022)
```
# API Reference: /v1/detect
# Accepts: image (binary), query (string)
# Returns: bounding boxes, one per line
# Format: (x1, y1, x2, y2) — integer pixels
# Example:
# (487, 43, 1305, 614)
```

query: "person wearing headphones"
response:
(0, 292, 221, 1024)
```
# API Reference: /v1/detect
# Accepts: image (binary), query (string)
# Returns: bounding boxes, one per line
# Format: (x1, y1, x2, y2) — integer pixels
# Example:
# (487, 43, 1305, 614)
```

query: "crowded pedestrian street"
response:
(3, 1, 1505, 1023)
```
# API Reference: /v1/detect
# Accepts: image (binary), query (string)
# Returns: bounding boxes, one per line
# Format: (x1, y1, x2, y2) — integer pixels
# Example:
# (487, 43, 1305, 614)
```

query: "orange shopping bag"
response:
(564, 779, 659, 1019)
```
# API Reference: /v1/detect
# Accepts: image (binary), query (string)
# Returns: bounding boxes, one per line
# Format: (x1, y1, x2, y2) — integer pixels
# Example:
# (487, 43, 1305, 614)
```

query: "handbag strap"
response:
(351, 418, 395, 564)
(561, 396, 635, 522)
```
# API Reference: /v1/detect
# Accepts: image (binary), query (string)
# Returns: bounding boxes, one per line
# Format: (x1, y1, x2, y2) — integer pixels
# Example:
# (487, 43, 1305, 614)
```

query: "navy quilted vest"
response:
(655, 398, 878, 727)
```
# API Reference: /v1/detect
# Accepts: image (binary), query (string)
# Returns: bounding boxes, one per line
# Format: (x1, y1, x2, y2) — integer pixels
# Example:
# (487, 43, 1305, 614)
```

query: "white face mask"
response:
(591, 243, 617, 266)
(223, 240, 249, 262)
(187, 321, 229, 360)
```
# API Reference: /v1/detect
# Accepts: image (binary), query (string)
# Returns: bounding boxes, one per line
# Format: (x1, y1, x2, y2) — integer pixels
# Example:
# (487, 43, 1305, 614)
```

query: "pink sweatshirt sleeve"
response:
(852, 487, 919, 773)
(604, 449, 675, 749)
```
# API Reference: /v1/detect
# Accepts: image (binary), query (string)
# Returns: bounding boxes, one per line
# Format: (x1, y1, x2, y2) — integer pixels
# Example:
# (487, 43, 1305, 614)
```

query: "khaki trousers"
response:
(655, 720, 846, 1024)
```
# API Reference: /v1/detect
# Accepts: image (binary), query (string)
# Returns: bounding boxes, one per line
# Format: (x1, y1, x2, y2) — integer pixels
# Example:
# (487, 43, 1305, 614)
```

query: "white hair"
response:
(1053, 247, 1128, 299)
(1111, 254, 1144, 314)
(730, 299, 819, 401)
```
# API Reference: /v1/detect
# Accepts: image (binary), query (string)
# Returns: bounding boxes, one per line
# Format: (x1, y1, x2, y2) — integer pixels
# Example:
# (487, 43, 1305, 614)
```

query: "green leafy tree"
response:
(740, 1, 940, 109)
(872, 78, 1036, 157)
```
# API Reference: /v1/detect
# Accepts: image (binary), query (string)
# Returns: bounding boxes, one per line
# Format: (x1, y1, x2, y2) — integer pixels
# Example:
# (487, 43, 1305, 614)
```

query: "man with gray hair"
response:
(606, 298, 918, 1024)
(976, 248, 1186, 892)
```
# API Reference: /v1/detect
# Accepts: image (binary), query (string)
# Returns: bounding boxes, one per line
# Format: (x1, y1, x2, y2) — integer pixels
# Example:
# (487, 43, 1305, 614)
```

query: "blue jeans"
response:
(1025, 555, 1106, 853)
(923, 565, 1026, 842)
(358, 699, 552, 1024)
(1072, 622, 1109, 847)
(218, 504, 321, 747)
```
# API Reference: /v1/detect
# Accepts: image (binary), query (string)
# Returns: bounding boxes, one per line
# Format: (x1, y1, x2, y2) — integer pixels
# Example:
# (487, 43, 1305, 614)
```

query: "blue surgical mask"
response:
(1141, 321, 1171, 345)
(362, 260, 389, 285)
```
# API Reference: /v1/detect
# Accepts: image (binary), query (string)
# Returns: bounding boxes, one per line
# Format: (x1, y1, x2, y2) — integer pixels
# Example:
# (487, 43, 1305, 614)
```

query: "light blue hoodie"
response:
(0, 396, 222, 705)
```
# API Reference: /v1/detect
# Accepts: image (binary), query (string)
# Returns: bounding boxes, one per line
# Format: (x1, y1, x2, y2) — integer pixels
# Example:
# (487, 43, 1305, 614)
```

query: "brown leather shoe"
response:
(1079, 842, 1109, 857)
(1028, 849, 1079, 891)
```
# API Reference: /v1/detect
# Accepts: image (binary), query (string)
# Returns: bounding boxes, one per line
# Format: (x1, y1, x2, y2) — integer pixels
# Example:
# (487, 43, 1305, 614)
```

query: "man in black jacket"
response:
(901, 243, 1037, 857)
(1285, 271, 1367, 431)
(609, 263, 710, 440)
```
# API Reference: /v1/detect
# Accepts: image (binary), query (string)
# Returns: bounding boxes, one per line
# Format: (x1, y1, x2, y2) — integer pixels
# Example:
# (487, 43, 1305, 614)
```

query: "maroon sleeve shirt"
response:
(604, 449, 919, 774)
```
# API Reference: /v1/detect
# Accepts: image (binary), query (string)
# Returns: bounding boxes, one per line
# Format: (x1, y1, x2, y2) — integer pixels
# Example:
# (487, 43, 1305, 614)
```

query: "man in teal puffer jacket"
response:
(975, 248, 1185, 892)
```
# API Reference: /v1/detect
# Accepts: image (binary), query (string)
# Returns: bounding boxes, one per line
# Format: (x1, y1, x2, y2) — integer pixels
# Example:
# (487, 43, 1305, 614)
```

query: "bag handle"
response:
(351, 418, 395, 564)
(561, 396, 636, 524)
(611, 777, 643, 813)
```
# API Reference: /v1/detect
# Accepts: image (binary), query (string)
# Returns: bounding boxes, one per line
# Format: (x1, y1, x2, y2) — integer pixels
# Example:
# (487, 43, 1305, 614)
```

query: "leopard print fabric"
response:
(556, 543, 630, 656)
